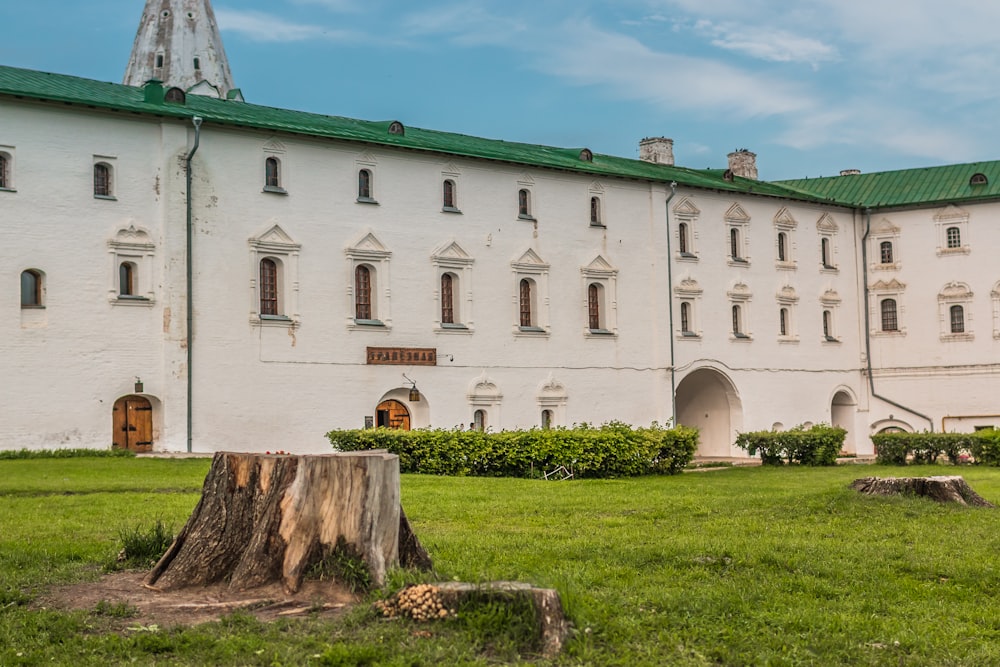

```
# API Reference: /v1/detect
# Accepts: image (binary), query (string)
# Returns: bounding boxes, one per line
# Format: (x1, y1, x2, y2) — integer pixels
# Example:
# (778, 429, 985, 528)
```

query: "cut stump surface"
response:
(850, 475, 995, 507)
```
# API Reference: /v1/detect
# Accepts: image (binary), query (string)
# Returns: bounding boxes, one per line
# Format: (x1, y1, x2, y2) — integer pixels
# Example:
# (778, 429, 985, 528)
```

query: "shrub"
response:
(0, 448, 135, 460)
(734, 424, 845, 466)
(326, 422, 698, 479)
(969, 430, 1000, 466)
(873, 432, 987, 465)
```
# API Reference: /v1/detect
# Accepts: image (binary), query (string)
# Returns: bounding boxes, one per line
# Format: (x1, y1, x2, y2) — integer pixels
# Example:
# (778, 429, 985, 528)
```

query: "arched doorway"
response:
(675, 368, 743, 457)
(112, 395, 153, 452)
(376, 399, 411, 430)
(831, 389, 857, 453)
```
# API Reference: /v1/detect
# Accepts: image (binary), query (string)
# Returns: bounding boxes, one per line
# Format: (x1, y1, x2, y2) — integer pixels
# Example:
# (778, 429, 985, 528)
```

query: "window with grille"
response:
(777, 232, 787, 262)
(0, 154, 7, 189)
(732, 304, 742, 335)
(355, 265, 372, 320)
(588, 283, 601, 330)
(358, 169, 373, 201)
(259, 259, 279, 316)
(679, 223, 689, 254)
(94, 163, 112, 197)
(880, 241, 893, 264)
(946, 226, 961, 249)
(881, 298, 898, 332)
(950, 305, 965, 333)
(730, 227, 744, 261)
(518, 189, 532, 218)
(441, 273, 455, 324)
(519, 279, 533, 327)
(779, 308, 788, 336)
(443, 179, 456, 210)
(821, 237, 832, 267)
(680, 302, 691, 333)
(590, 196, 601, 225)
(265, 157, 280, 188)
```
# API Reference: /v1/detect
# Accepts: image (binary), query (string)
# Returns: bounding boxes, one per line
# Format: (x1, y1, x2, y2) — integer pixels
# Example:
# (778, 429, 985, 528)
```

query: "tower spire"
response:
(124, 0, 240, 100)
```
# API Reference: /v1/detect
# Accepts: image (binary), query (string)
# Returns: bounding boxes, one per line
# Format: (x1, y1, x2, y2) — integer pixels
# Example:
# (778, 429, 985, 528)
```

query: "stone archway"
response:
(375, 387, 430, 429)
(831, 389, 858, 453)
(675, 368, 743, 457)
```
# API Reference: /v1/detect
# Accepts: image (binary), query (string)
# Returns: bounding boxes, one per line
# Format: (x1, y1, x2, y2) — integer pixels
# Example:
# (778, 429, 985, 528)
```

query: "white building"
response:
(1, 1, 997, 456)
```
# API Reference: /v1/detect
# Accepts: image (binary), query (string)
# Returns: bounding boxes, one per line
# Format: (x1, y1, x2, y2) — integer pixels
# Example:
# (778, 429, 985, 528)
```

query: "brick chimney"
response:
(639, 137, 675, 166)
(727, 149, 757, 180)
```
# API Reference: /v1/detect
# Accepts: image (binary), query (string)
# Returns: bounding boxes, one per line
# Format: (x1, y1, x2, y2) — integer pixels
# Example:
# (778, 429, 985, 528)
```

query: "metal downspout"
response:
(185, 117, 203, 452)
(861, 207, 934, 431)
(664, 182, 678, 422)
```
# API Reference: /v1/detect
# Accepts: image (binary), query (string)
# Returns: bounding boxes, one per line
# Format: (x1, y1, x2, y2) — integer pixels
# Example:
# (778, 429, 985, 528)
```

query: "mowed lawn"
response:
(2, 457, 1000, 666)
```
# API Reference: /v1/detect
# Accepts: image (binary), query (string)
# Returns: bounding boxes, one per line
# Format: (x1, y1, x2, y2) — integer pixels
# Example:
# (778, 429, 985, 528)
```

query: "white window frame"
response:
(938, 281, 974, 341)
(262, 139, 288, 195)
(468, 372, 503, 430)
(431, 240, 474, 333)
(356, 152, 379, 205)
(773, 207, 797, 270)
(776, 285, 799, 343)
(93, 155, 117, 200)
(674, 198, 700, 262)
(537, 374, 567, 427)
(589, 181, 605, 228)
(441, 162, 461, 214)
(725, 203, 751, 266)
(817, 213, 839, 272)
(934, 205, 970, 256)
(870, 279, 906, 337)
(345, 230, 391, 329)
(581, 255, 618, 337)
(248, 224, 301, 327)
(0, 146, 15, 192)
(108, 225, 156, 306)
(869, 218, 901, 272)
(512, 248, 550, 336)
(728, 281, 753, 341)
(820, 289, 842, 344)
(674, 277, 703, 339)
(516, 173, 536, 221)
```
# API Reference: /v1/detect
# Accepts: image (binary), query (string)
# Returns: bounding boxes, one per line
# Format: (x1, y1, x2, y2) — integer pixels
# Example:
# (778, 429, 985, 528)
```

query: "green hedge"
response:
(326, 422, 699, 478)
(734, 425, 845, 466)
(0, 448, 136, 460)
(873, 430, 1000, 465)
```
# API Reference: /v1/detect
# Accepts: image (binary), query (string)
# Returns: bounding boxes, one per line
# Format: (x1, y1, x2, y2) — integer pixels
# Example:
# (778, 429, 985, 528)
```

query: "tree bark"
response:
(850, 475, 995, 507)
(146, 450, 423, 593)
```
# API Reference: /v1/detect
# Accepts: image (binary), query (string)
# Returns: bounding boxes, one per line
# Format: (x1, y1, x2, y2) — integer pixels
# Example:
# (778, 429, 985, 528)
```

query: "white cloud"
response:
(692, 20, 838, 66)
(215, 8, 359, 43)
(288, 0, 361, 11)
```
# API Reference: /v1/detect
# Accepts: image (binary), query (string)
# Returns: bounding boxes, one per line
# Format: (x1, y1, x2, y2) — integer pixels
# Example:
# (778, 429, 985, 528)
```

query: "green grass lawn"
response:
(2, 458, 1000, 665)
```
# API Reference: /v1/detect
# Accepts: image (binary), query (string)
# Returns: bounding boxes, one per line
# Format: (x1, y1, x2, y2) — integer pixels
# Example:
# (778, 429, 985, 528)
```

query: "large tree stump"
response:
(146, 451, 428, 593)
(850, 476, 995, 507)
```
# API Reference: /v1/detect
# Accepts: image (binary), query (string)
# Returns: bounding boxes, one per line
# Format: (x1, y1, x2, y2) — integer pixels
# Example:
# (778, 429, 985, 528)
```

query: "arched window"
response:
(680, 302, 691, 333)
(265, 157, 280, 189)
(678, 222, 689, 254)
(881, 298, 898, 332)
(821, 237, 831, 266)
(588, 283, 601, 330)
(779, 308, 788, 336)
(517, 189, 531, 218)
(20, 270, 42, 307)
(441, 273, 455, 324)
(358, 169, 373, 201)
(119, 262, 136, 296)
(950, 304, 965, 334)
(590, 196, 601, 225)
(94, 163, 112, 197)
(970, 173, 988, 186)
(355, 265, 372, 320)
(946, 226, 961, 249)
(259, 258, 279, 316)
(823, 310, 833, 340)
(0, 153, 8, 189)
(777, 232, 787, 262)
(880, 240, 893, 264)
(473, 409, 486, 432)
(519, 278, 533, 327)
(443, 179, 456, 209)
(732, 304, 743, 335)
(730, 227, 741, 260)
(541, 409, 553, 429)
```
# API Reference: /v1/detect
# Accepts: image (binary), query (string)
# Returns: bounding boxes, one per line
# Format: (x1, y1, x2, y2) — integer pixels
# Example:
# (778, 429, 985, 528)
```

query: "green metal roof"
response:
(776, 162, 1000, 209)
(0, 64, 829, 203)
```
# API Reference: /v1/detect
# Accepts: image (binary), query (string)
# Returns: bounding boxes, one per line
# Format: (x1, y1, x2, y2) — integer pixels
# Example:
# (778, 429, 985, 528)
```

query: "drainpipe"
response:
(186, 117, 203, 452)
(664, 182, 678, 422)
(861, 207, 934, 432)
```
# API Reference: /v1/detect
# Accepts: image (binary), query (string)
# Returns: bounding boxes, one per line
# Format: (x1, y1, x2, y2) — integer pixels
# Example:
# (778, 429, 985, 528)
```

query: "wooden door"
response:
(112, 396, 153, 452)
(375, 400, 411, 431)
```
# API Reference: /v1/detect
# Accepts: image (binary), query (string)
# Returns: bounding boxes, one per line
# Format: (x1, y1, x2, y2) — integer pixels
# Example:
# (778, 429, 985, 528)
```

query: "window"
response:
(94, 162, 113, 198)
(823, 310, 836, 342)
(880, 241, 893, 265)
(779, 308, 788, 336)
(193, 56, 201, 70)
(971, 173, 988, 186)
(537, 374, 567, 426)
(678, 222, 690, 254)
(775, 285, 798, 342)
(355, 265, 373, 321)
(541, 409, 553, 429)
(20, 270, 42, 308)
(519, 278, 534, 328)
(358, 168, 375, 203)
(950, 305, 965, 334)
(0, 151, 10, 190)
(581, 255, 618, 336)
(728, 281, 752, 340)
(109, 226, 156, 305)
(588, 283, 602, 330)
(675, 198, 701, 260)
(263, 157, 285, 193)
(469, 372, 503, 425)
(680, 301, 691, 333)
(590, 196, 602, 226)
(732, 305, 744, 336)
(777, 232, 787, 262)
(675, 278, 703, 339)
(119, 262, 136, 297)
(155, 53, 164, 69)
(346, 231, 391, 329)
(817, 213, 838, 271)
(881, 299, 898, 332)
(821, 237, 832, 267)
(726, 203, 751, 266)
(473, 409, 486, 432)
(259, 259, 280, 316)
(946, 226, 961, 249)
(512, 248, 550, 335)
(517, 188, 533, 220)
(441, 273, 455, 324)
(730, 227, 743, 261)
(442, 179, 458, 212)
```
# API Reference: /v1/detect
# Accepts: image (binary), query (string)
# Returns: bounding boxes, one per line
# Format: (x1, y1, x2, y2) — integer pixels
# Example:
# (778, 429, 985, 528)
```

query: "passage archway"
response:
(376, 399, 411, 430)
(675, 368, 743, 457)
(112, 395, 153, 452)
(831, 389, 857, 453)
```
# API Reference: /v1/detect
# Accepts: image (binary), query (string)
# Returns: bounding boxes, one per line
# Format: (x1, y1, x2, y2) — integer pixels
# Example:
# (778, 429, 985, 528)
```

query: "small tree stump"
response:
(850, 476, 995, 507)
(146, 451, 429, 593)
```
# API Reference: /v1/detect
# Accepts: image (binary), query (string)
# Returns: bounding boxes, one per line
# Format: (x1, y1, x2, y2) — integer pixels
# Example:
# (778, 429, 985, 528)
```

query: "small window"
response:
(732, 304, 743, 336)
(20, 270, 42, 308)
(441, 273, 455, 324)
(517, 189, 533, 219)
(678, 222, 689, 254)
(821, 237, 832, 267)
(94, 162, 112, 198)
(970, 173, 988, 186)
(823, 310, 834, 341)
(355, 265, 373, 321)
(155, 53, 164, 68)
(388, 121, 405, 136)
(259, 258, 279, 316)
(519, 278, 533, 327)
(730, 227, 743, 261)
(946, 226, 961, 249)
(193, 56, 201, 70)
(119, 262, 136, 296)
(880, 241, 893, 264)
(779, 308, 788, 336)
(950, 304, 965, 334)
(680, 301, 691, 333)
(588, 283, 602, 330)
(881, 298, 898, 332)
(473, 409, 486, 432)
(0, 153, 9, 189)
(164, 87, 186, 103)
(443, 179, 457, 211)
(579, 148, 593, 162)
(358, 169, 373, 202)
(777, 232, 787, 262)
(264, 157, 281, 190)
(590, 196, 602, 225)
(541, 409, 553, 429)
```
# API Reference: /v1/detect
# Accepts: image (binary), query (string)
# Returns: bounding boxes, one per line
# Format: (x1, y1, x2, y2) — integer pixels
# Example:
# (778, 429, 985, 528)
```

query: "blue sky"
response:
(2, 0, 998, 180)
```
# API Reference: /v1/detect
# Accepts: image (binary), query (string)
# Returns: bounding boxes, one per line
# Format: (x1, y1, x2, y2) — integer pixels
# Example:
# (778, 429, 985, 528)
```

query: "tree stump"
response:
(146, 451, 429, 593)
(850, 476, 995, 507)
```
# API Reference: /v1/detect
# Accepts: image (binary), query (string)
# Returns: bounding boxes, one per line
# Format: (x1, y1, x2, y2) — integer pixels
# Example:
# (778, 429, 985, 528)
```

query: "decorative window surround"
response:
(938, 282, 974, 341)
(468, 372, 503, 428)
(991, 282, 1000, 340)
(345, 231, 391, 329)
(356, 152, 378, 204)
(108, 225, 156, 306)
(773, 207, 798, 270)
(262, 139, 288, 195)
(775, 285, 799, 343)
(248, 224, 300, 326)
(934, 205, 970, 256)
(674, 277, 703, 339)
(870, 218, 901, 271)
(0, 146, 15, 192)
(537, 373, 567, 427)
(511, 248, 549, 336)
(870, 279, 906, 337)
(431, 240, 475, 333)
(674, 198, 700, 261)
(93, 155, 117, 200)
(728, 281, 753, 340)
(516, 173, 536, 221)
(725, 203, 751, 266)
(589, 181, 606, 228)
(441, 162, 461, 213)
(817, 213, 839, 272)
(581, 255, 618, 337)
(820, 289, 842, 343)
